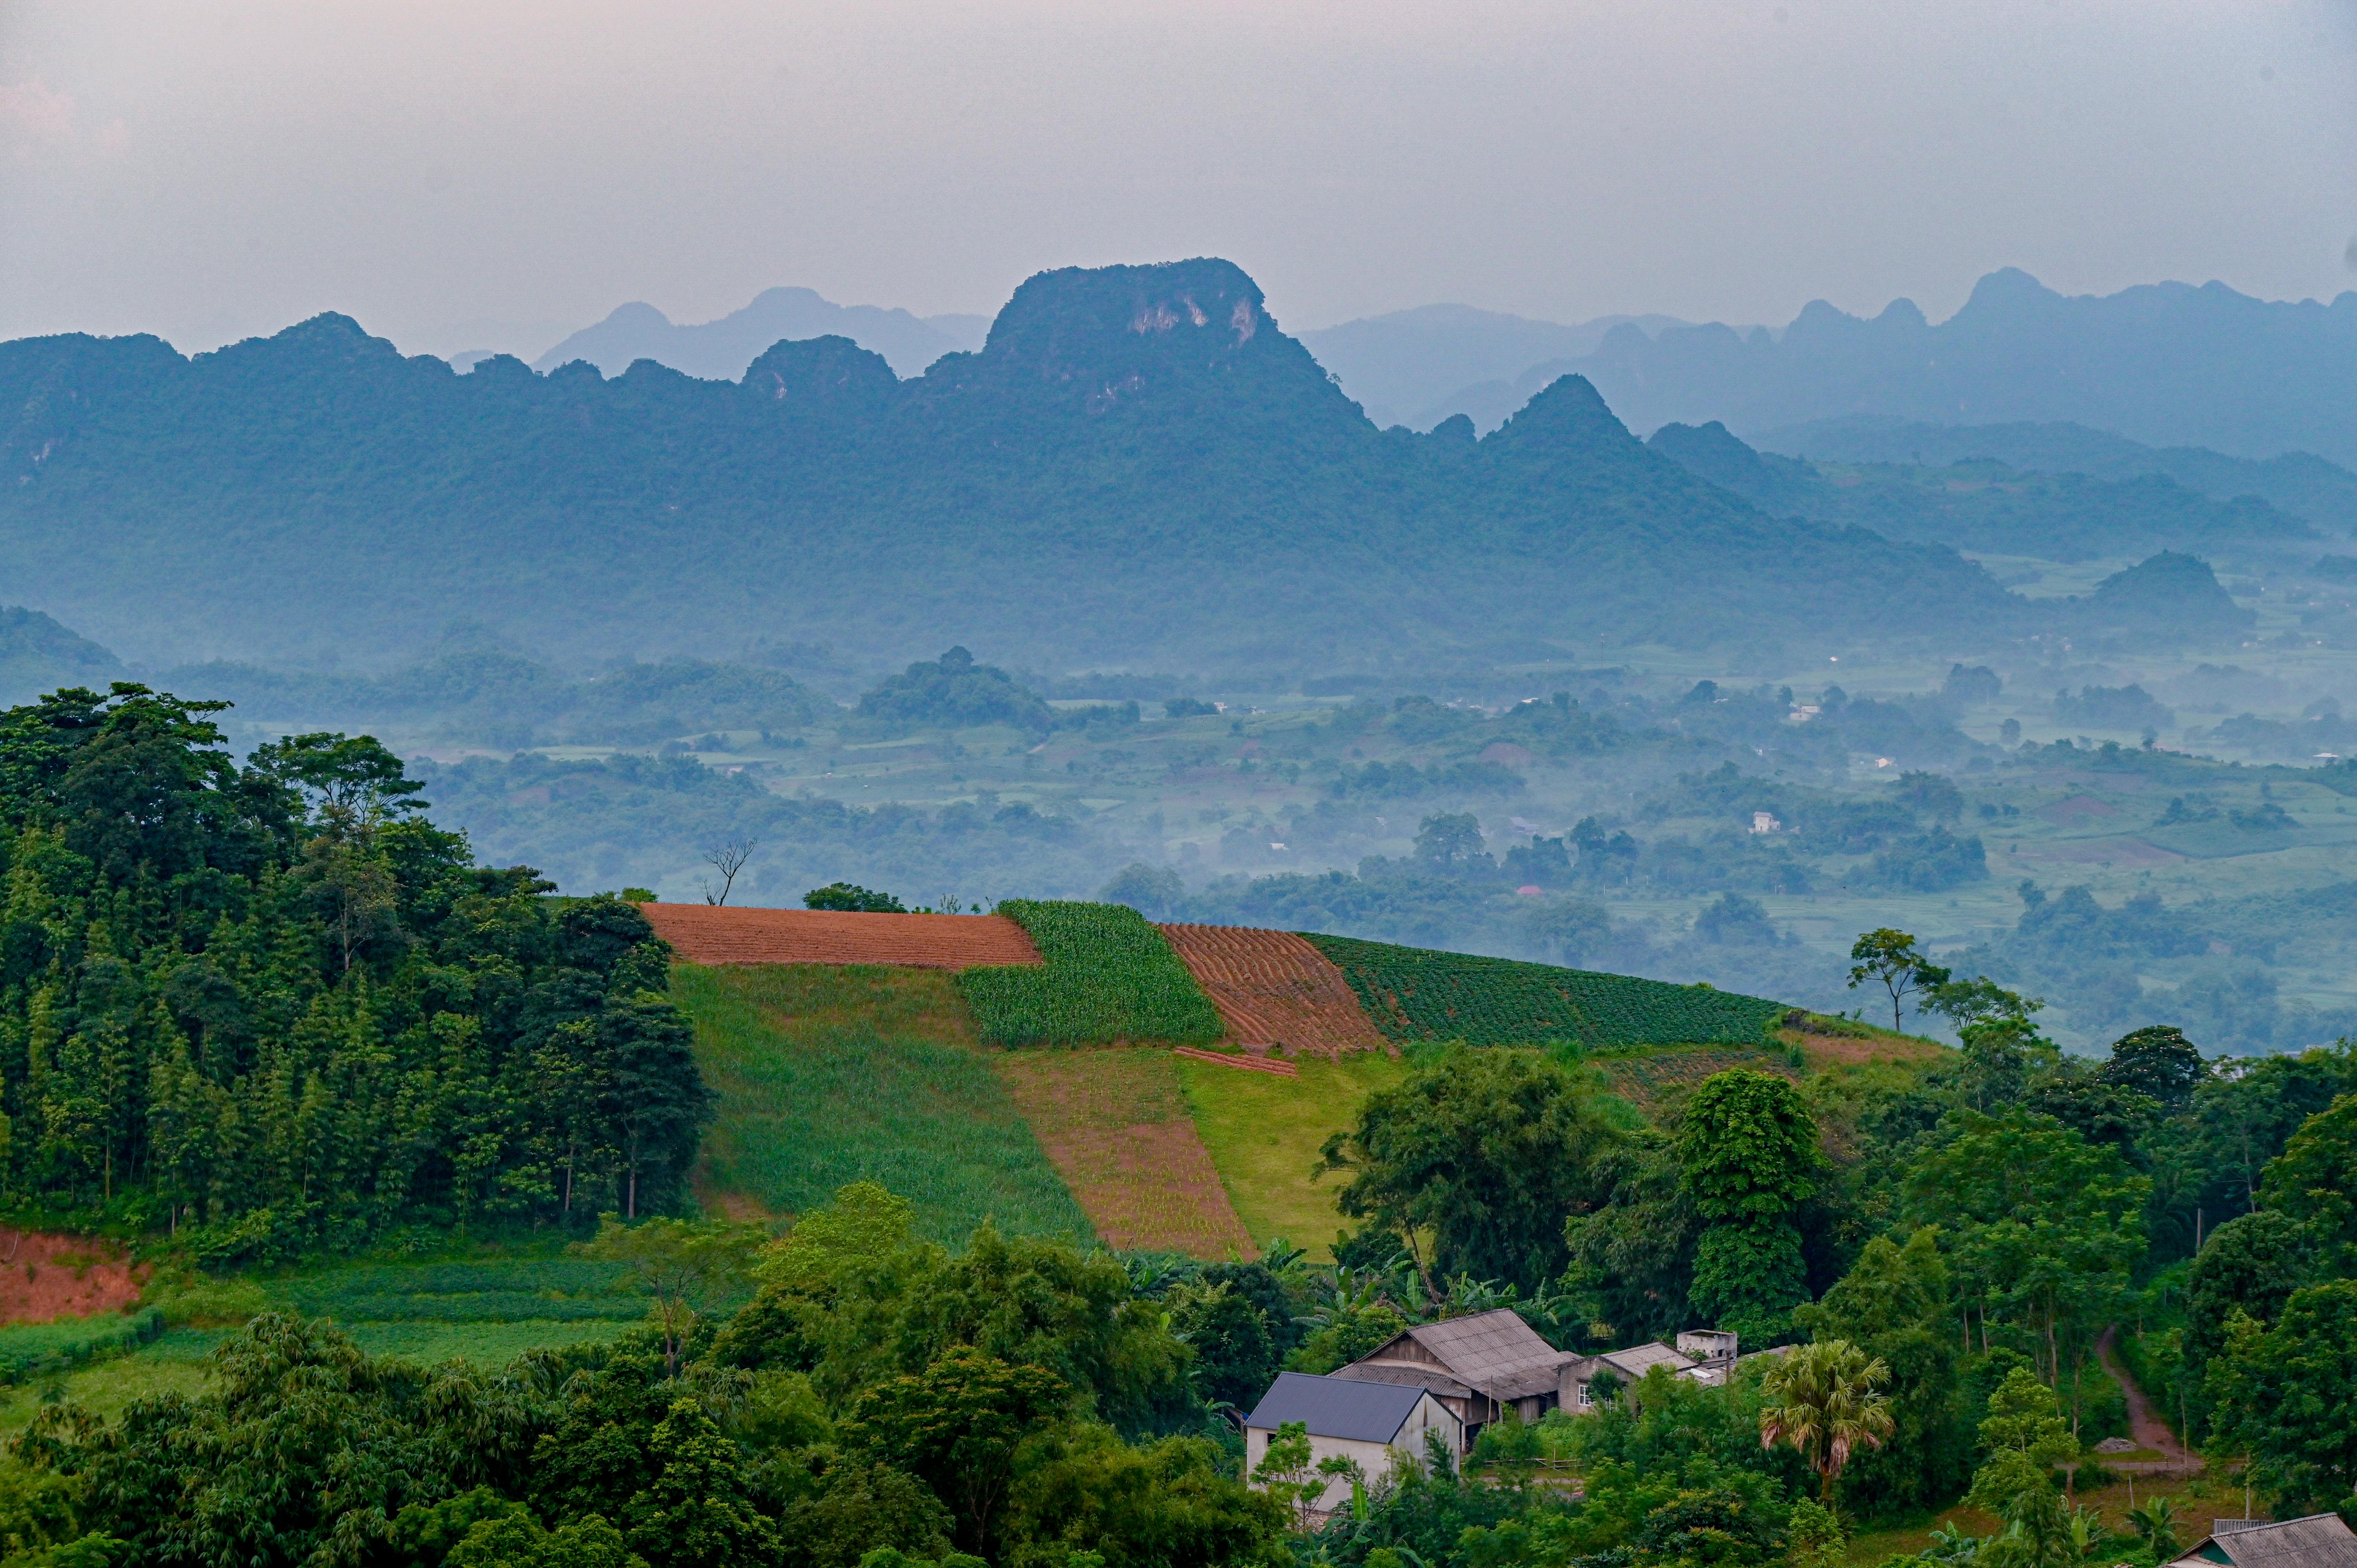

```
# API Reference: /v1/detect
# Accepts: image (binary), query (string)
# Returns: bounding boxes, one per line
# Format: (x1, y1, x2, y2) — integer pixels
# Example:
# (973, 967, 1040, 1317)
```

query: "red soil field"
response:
(993, 1049, 1256, 1259)
(640, 905, 1042, 969)
(0, 1232, 143, 1323)
(1156, 924, 1390, 1058)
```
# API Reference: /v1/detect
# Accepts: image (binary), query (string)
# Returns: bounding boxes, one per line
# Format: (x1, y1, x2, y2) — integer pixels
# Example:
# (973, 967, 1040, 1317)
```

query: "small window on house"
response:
(1577, 1383, 1593, 1408)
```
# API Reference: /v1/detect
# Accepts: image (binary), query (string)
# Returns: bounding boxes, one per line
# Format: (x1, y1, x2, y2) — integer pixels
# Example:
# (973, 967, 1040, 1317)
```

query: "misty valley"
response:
(4, 249, 2357, 1565)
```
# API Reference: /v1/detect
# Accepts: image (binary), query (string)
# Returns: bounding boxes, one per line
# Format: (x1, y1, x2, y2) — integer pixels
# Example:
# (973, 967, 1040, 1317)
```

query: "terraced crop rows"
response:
(957, 901, 1224, 1047)
(1156, 924, 1390, 1058)
(1303, 934, 1787, 1047)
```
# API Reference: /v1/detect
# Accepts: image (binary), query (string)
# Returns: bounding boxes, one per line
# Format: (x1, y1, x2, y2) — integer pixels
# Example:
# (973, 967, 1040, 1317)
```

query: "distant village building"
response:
(1242, 1373, 1463, 1512)
(1330, 1308, 1578, 1434)
(1246, 1314, 1765, 1512)
(1562, 1331, 1740, 1409)
(2167, 1515, 2357, 1568)
(1751, 812, 1782, 834)
(1322, 1310, 1752, 1437)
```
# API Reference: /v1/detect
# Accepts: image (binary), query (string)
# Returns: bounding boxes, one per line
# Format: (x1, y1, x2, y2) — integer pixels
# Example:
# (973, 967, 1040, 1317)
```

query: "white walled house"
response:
(1243, 1372, 1465, 1513)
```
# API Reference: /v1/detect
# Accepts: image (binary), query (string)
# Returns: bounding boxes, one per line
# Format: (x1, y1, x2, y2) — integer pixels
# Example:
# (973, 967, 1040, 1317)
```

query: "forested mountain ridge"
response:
(0, 258, 2021, 670)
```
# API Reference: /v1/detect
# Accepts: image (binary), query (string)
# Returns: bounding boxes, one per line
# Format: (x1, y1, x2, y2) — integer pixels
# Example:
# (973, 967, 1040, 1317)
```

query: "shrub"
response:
(805, 883, 908, 913)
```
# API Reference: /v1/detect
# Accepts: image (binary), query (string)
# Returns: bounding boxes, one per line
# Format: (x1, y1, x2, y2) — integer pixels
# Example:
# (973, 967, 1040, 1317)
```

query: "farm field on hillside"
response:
(1591, 1046, 1799, 1109)
(992, 1048, 1254, 1259)
(1307, 934, 1787, 1047)
(0, 1328, 217, 1433)
(958, 901, 1224, 1047)
(1158, 923, 1391, 1057)
(675, 962, 1093, 1245)
(1178, 1052, 1413, 1260)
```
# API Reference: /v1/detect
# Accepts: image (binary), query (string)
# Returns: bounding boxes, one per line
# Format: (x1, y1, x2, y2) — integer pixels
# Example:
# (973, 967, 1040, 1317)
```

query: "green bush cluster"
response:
(1304, 933, 1788, 1047)
(956, 901, 1223, 1047)
(0, 1307, 163, 1384)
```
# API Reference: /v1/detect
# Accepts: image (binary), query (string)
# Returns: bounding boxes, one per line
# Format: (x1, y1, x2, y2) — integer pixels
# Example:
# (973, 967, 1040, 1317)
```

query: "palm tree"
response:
(1759, 1338, 1899, 1502)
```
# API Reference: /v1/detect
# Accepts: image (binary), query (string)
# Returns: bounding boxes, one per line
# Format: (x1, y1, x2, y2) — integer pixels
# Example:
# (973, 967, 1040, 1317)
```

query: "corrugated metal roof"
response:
(1599, 1343, 1693, 1380)
(2172, 1516, 2357, 1568)
(1336, 1360, 1476, 1400)
(1244, 1373, 1429, 1444)
(1391, 1308, 1574, 1399)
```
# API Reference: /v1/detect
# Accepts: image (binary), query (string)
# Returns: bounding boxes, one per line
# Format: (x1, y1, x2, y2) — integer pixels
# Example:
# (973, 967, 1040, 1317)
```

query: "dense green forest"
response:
(0, 683, 709, 1261)
(0, 260, 2023, 672)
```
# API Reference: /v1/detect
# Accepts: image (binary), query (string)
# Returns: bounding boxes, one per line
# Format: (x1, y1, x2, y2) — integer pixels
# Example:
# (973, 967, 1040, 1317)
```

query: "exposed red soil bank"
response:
(0, 1232, 142, 1323)
(1156, 924, 1390, 1058)
(640, 905, 1043, 969)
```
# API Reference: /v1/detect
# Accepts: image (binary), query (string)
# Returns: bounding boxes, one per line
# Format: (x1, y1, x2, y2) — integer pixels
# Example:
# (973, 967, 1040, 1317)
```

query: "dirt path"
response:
(2096, 1325, 2200, 1472)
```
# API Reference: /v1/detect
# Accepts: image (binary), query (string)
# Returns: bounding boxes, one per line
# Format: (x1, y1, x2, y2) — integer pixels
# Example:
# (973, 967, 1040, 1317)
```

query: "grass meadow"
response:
(674, 962, 1094, 1246)
(1178, 1050, 1413, 1260)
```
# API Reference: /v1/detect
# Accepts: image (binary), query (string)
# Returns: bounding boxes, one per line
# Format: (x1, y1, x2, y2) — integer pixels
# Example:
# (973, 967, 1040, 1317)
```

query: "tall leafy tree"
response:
(0, 683, 709, 1255)
(1680, 1068, 1819, 1341)
(1903, 1111, 2148, 1394)
(2256, 1091, 2357, 1275)
(2206, 1280, 2357, 1518)
(1318, 1046, 1629, 1296)
(1846, 929, 1949, 1033)
(1793, 1229, 1973, 1515)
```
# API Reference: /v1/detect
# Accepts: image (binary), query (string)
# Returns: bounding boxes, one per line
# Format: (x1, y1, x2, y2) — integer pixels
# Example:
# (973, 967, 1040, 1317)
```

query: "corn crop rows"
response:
(0, 1308, 164, 1385)
(1302, 934, 1788, 1048)
(958, 901, 1225, 1047)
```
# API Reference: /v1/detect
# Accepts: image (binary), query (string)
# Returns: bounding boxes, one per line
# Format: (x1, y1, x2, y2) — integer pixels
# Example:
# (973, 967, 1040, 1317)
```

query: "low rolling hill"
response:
(645, 901, 1936, 1261)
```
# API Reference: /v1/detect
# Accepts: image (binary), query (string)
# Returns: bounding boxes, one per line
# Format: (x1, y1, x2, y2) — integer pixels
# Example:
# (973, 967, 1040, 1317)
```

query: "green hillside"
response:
(1304, 932, 1788, 1047)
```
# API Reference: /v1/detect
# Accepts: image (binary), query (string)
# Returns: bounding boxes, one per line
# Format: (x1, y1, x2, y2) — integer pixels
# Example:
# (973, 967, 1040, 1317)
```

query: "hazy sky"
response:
(4, 1, 2354, 359)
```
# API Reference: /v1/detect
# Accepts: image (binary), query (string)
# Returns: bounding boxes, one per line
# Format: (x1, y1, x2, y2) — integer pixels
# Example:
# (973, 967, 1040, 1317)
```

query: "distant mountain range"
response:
(0, 259, 2023, 672)
(1646, 420, 2320, 564)
(523, 287, 990, 380)
(1315, 269, 2357, 471)
(1749, 416, 2357, 534)
(1293, 305, 1697, 431)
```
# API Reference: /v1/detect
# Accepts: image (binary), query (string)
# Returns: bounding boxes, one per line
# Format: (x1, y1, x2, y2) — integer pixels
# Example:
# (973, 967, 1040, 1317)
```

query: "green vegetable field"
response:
(276, 1259, 649, 1324)
(0, 1309, 164, 1386)
(1302, 934, 1789, 1047)
(678, 962, 1095, 1243)
(957, 901, 1224, 1047)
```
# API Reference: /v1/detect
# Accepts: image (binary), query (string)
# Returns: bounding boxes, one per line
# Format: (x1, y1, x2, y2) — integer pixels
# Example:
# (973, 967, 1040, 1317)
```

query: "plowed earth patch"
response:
(1155, 924, 1389, 1058)
(641, 905, 1041, 969)
(0, 1233, 142, 1323)
(991, 1049, 1255, 1260)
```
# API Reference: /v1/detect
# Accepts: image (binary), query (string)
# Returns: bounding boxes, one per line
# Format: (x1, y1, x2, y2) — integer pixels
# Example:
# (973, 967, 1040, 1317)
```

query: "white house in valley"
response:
(1242, 1372, 1464, 1513)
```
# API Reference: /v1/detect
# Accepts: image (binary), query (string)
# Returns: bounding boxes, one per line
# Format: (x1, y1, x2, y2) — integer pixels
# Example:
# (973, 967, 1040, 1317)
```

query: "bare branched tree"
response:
(700, 835, 757, 906)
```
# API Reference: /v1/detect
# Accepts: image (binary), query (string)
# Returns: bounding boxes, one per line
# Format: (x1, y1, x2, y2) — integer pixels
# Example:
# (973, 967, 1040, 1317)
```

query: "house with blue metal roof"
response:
(1243, 1372, 1464, 1514)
